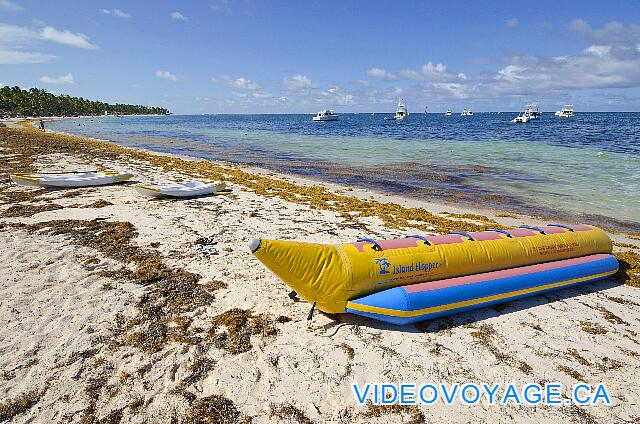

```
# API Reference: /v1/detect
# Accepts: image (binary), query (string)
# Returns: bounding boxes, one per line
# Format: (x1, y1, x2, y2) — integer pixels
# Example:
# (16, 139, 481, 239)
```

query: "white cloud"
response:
(252, 91, 273, 99)
(368, 61, 463, 83)
(569, 19, 640, 44)
(422, 61, 447, 75)
(335, 93, 354, 105)
(0, 24, 96, 65)
(0, 49, 54, 64)
(0, 0, 22, 11)
(210, 0, 231, 14)
(41, 26, 97, 49)
(584, 45, 611, 57)
(433, 82, 468, 99)
(155, 70, 178, 81)
(485, 20, 640, 94)
(170, 11, 188, 21)
(227, 76, 261, 90)
(506, 18, 518, 29)
(0, 23, 38, 44)
(100, 8, 131, 18)
(486, 45, 640, 96)
(367, 67, 396, 80)
(283, 74, 312, 90)
(39, 73, 75, 85)
(495, 64, 528, 83)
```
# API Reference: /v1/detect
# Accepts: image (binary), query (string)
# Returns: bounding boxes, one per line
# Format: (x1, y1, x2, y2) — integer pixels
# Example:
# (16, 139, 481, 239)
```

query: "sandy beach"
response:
(1, 122, 639, 423)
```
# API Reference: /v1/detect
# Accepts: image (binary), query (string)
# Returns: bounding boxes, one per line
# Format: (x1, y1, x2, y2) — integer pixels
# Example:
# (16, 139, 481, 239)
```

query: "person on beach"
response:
(39, 119, 45, 131)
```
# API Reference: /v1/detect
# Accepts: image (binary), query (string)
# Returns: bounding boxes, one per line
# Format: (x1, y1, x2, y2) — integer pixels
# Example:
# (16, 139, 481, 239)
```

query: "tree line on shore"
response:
(0, 86, 169, 118)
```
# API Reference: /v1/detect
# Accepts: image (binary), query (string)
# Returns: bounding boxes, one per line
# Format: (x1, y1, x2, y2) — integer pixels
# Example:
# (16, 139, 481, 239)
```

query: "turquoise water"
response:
(48, 113, 640, 231)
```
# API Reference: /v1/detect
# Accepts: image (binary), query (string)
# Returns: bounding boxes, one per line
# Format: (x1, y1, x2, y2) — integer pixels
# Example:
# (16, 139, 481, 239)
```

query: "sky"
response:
(1, 0, 640, 113)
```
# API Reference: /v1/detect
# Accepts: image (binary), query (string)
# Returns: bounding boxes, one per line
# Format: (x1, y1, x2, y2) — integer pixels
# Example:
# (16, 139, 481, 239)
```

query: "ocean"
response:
(47, 112, 640, 231)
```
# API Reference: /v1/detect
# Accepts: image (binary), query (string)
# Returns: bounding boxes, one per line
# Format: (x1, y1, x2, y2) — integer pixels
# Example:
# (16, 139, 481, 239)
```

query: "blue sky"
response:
(1, 0, 639, 113)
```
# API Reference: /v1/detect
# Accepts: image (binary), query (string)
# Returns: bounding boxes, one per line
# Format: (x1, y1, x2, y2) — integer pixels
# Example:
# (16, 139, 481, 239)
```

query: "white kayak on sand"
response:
(135, 181, 226, 198)
(10, 171, 133, 188)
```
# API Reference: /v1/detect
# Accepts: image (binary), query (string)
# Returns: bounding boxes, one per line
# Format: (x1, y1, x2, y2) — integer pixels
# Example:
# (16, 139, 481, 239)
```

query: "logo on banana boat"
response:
(376, 258, 442, 276)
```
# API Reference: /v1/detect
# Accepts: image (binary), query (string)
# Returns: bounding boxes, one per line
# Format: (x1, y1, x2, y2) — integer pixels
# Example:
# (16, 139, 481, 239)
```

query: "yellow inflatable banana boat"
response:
(250, 225, 613, 314)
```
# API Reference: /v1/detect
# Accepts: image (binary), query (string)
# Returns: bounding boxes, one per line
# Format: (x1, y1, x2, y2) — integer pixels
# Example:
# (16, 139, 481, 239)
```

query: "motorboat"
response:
(312, 110, 339, 121)
(444, 108, 452, 116)
(525, 104, 541, 119)
(512, 109, 531, 123)
(461, 108, 473, 116)
(384, 99, 409, 120)
(555, 105, 574, 118)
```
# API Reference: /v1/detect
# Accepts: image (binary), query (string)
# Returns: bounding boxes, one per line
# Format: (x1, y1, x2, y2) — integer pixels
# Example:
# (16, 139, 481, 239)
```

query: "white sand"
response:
(0, 142, 639, 423)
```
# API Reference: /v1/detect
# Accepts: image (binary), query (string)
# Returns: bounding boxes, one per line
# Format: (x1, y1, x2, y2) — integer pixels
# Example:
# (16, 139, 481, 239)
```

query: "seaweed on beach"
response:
(0, 379, 52, 421)
(186, 394, 251, 424)
(268, 403, 314, 424)
(204, 280, 228, 292)
(208, 309, 278, 354)
(469, 324, 534, 375)
(335, 343, 355, 360)
(596, 305, 628, 325)
(116, 266, 213, 352)
(2, 125, 506, 234)
(564, 405, 600, 424)
(469, 324, 509, 363)
(440, 211, 497, 223)
(19, 219, 140, 262)
(7, 218, 213, 353)
(580, 321, 608, 335)
(615, 250, 640, 288)
(80, 374, 110, 424)
(179, 357, 216, 388)
(83, 199, 113, 208)
(1, 202, 63, 217)
(0, 188, 46, 204)
(558, 365, 586, 381)
(358, 401, 426, 424)
(567, 348, 592, 367)
(0, 128, 38, 178)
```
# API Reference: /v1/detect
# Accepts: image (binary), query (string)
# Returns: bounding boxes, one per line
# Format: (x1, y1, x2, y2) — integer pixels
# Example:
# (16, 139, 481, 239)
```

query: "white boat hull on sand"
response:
(10, 172, 133, 188)
(136, 181, 226, 198)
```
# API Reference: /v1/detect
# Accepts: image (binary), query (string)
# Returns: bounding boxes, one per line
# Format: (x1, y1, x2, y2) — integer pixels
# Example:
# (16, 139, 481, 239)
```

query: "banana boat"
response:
(250, 224, 617, 321)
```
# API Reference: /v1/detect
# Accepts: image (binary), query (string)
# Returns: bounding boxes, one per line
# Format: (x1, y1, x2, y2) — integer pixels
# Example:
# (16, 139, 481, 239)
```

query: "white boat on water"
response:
(525, 104, 541, 119)
(444, 108, 452, 116)
(312, 110, 339, 121)
(385, 99, 409, 120)
(512, 109, 532, 123)
(555, 105, 574, 118)
(461, 108, 473, 116)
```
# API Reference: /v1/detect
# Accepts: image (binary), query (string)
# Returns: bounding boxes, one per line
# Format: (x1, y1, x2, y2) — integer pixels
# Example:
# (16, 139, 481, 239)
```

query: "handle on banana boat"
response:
(405, 234, 431, 245)
(547, 224, 575, 232)
(449, 231, 475, 241)
(487, 229, 513, 238)
(357, 237, 383, 251)
(519, 225, 546, 235)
